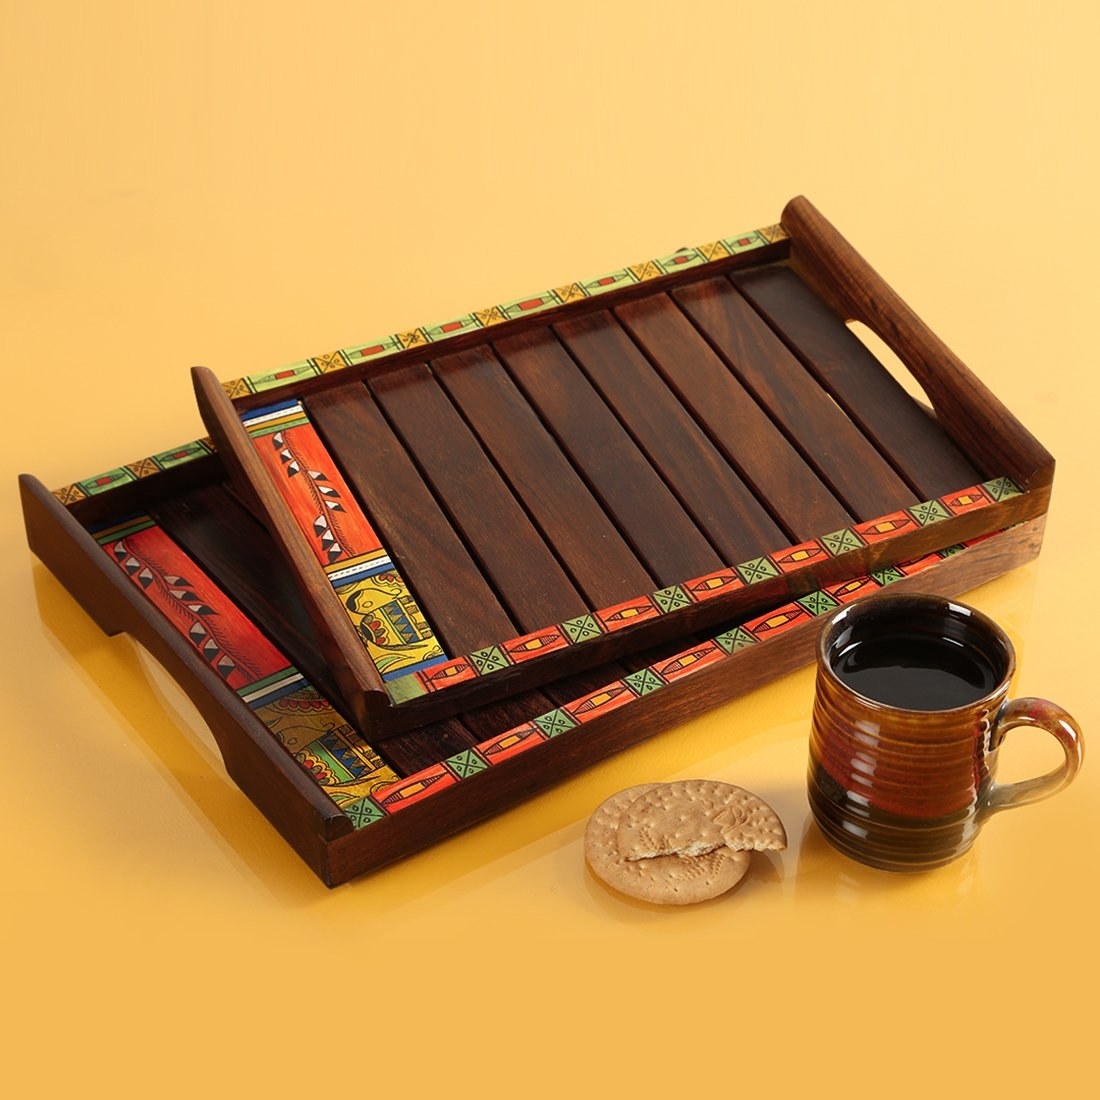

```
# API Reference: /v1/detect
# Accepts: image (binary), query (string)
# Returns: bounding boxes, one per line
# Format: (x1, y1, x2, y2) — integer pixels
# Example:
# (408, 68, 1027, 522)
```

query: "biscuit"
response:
(618, 779, 787, 860)
(584, 783, 751, 905)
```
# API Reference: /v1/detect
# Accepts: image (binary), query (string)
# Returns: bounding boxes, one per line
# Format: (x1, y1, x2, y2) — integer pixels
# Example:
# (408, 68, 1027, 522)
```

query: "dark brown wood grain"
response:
(673, 275, 919, 519)
(431, 345, 657, 607)
(63, 451, 228, 530)
(553, 309, 789, 560)
(614, 293, 855, 539)
(493, 326, 724, 584)
(377, 721, 481, 778)
(306, 382, 518, 656)
(733, 262, 983, 501)
(368, 362, 589, 632)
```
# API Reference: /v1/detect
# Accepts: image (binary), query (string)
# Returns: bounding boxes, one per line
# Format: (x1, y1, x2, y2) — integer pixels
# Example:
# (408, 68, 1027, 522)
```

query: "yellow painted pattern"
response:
(338, 573, 445, 679)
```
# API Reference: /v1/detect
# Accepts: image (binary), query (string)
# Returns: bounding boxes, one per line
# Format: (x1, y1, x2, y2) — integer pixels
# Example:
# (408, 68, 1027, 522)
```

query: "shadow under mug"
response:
(808, 592, 1084, 872)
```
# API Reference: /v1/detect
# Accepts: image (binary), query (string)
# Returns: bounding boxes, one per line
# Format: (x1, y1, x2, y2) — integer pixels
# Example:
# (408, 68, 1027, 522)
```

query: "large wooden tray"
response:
(20, 197, 1054, 884)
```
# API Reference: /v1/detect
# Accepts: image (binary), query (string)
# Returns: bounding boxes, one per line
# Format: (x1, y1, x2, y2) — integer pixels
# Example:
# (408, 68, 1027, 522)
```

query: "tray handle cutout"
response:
(781, 196, 1054, 491)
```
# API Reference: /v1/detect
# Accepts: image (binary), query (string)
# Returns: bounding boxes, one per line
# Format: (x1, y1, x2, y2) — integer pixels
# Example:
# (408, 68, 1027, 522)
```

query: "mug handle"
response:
(982, 698, 1084, 815)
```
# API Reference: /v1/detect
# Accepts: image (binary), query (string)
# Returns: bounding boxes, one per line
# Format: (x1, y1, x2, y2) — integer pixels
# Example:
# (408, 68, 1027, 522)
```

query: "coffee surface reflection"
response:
(832, 631, 999, 711)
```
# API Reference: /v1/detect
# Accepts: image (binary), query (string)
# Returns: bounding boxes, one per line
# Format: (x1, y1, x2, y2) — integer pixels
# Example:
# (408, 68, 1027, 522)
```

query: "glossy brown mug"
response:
(808, 592, 1084, 871)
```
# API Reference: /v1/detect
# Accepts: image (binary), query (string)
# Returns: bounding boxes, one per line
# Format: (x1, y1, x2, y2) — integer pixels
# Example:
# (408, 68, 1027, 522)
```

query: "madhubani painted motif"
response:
(241, 400, 446, 681)
(94, 515, 396, 807)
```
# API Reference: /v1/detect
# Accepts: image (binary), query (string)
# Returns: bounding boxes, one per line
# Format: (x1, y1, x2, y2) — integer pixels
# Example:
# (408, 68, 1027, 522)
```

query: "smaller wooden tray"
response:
(190, 197, 1051, 743)
(21, 197, 1055, 884)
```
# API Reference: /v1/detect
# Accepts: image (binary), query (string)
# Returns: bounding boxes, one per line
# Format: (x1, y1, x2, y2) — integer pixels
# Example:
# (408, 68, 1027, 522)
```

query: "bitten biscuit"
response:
(617, 779, 787, 860)
(584, 783, 751, 905)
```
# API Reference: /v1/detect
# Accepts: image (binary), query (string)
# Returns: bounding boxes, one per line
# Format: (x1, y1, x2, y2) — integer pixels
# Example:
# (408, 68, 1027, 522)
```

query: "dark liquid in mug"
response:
(832, 632, 999, 711)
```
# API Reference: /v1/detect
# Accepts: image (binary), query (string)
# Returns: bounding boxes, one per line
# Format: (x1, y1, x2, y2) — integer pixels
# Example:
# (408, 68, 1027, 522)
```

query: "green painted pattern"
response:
(342, 529, 1001, 831)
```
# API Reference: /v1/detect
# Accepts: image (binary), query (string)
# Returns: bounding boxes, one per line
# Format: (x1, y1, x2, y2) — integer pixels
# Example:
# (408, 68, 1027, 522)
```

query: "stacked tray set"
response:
(20, 197, 1055, 885)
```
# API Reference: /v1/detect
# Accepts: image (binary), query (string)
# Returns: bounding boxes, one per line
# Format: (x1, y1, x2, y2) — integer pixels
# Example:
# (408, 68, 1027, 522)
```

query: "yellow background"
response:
(3, 2, 1098, 1095)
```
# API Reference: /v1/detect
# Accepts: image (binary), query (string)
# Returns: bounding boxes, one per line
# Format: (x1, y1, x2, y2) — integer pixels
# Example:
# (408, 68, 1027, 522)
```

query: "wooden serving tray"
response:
(20, 197, 1054, 884)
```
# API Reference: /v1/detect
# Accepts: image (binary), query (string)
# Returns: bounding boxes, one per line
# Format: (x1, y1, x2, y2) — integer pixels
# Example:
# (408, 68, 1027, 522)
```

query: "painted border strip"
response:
(241, 399, 447, 682)
(220, 226, 787, 397)
(340, 529, 999, 828)
(386, 478, 1023, 704)
(52, 223, 787, 504)
(87, 508, 1018, 832)
(53, 438, 217, 505)
(93, 515, 398, 807)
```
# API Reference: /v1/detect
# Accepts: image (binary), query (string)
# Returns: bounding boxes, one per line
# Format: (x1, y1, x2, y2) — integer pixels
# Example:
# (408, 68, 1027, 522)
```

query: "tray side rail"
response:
(192, 366, 390, 733)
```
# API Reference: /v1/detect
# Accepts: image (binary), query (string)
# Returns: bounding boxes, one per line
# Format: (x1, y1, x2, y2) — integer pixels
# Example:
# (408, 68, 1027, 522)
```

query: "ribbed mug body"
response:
(808, 595, 1014, 872)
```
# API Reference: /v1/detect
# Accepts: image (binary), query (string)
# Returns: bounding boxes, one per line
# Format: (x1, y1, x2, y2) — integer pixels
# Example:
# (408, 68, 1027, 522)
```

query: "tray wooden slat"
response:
(614, 293, 855, 539)
(375, 720, 481, 779)
(492, 326, 724, 585)
(672, 275, 920, 519)
(553, 309, 788, 563)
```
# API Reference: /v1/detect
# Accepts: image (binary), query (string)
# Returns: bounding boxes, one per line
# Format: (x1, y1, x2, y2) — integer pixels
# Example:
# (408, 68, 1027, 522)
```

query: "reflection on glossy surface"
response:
(795, 814, 982, 906)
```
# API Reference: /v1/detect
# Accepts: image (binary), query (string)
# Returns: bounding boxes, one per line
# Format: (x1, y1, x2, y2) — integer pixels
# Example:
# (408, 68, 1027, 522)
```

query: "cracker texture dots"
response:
(584, 780, 786, 906)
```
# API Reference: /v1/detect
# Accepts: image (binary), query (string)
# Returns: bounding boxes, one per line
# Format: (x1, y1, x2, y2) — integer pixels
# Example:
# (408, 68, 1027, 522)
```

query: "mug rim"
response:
(816, 591, 1017, 716)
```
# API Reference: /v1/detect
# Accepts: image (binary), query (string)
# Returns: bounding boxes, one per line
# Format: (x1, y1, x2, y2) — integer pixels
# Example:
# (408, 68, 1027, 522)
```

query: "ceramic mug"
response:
(808, 592, 1084, 871)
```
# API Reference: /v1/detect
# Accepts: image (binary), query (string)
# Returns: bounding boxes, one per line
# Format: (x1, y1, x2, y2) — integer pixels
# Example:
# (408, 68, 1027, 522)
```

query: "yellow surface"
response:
(3, 2, 1098, 1095)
